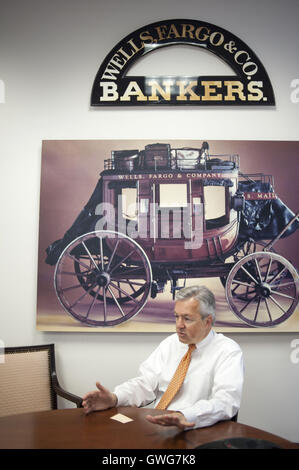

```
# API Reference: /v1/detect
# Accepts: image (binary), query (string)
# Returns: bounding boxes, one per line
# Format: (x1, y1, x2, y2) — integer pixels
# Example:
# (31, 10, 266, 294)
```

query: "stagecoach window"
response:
(121, 187, 137, 220)
(159, 184, 188, 207)
(204, 186, 226, 227)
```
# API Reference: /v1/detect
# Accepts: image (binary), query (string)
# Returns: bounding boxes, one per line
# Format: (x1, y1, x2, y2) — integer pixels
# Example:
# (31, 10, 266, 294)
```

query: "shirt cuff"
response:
(113, 388, 128, 407)
(178, 406, 196, 425)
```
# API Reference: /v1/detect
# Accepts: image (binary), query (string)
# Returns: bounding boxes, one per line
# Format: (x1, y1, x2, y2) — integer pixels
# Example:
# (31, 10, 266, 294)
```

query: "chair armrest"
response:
(51, 372, 83, 408)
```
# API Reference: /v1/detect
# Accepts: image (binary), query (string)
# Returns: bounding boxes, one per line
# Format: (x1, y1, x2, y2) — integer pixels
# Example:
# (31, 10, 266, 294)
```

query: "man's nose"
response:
(176, 317, 185, 328)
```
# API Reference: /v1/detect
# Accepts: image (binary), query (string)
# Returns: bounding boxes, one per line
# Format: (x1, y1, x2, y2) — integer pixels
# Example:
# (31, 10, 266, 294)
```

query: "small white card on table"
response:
(110, 413, 133, 424)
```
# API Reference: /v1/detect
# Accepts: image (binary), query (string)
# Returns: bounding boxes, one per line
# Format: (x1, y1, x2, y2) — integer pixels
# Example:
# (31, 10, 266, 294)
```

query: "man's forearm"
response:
(114, 378, 157, 408)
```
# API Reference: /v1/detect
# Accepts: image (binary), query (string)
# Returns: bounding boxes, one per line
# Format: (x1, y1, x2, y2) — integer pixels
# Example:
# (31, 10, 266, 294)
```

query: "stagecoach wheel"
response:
(74, 253, 146, 304)
(54, 230, 152, 327)
(220, 240, 275, 300)
(226, 252, 299, 327)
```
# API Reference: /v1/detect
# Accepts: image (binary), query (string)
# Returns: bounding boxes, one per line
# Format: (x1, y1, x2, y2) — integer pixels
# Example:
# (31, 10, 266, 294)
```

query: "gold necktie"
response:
(156, 344, 196, 410)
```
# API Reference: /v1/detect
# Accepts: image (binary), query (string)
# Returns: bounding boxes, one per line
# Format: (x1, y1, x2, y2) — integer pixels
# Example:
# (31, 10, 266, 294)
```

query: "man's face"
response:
(174, 297, 212, 345)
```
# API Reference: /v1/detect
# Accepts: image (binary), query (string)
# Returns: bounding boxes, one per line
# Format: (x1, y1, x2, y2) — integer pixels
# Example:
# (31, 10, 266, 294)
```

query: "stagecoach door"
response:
(153, 181, 189, 241)
(111, 177, 204, 250)
(151, 179, 203, 252)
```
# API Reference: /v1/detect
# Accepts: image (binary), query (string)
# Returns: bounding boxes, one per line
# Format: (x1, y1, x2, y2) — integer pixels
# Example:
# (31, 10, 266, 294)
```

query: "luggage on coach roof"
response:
(143, 143, 171, 170)
(112, 150, 140, 172)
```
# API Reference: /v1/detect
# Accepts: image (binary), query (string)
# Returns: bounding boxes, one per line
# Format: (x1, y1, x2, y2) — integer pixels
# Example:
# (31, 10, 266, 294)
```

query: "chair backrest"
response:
(0, 344, 57, 418)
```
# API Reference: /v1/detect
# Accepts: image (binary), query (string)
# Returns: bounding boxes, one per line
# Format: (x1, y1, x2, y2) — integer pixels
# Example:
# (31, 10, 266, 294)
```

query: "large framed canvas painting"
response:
(36, 140, 299, 333)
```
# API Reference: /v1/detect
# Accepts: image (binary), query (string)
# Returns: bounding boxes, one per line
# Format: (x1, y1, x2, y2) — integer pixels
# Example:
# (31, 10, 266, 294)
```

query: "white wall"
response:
(1, 0, 298, 442)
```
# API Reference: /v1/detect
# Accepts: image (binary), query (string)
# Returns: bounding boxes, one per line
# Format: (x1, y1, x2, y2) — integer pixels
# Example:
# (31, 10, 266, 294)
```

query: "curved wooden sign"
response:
(91, 19, 275, 107)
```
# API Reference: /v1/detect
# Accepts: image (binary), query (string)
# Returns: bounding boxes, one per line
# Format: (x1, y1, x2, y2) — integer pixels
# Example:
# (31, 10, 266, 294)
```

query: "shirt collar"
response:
(177, 329, 215, 352)
(195, 329, 215, 350)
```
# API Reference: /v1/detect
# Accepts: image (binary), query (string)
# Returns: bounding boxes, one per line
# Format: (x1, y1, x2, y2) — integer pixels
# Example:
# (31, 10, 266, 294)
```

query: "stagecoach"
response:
(46, 142, 299, 328)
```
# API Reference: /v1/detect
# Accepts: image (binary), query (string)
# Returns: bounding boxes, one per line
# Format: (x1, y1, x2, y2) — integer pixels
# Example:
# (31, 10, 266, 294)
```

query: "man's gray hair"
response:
(175, 285, 216, 324)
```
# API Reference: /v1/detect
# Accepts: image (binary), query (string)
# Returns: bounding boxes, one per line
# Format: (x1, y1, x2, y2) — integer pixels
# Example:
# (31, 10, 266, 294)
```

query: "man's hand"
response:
(82, 382, 117, 415)
(145, 412, 195, 430)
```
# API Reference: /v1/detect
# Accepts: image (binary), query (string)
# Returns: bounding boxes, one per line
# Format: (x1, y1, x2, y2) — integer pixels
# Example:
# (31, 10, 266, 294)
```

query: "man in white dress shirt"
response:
(82, 285, 244, 430)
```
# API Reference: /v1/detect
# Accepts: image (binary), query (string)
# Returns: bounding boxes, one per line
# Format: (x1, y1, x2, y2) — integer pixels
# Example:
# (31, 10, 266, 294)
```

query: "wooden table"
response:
(0, 406, 298, 450)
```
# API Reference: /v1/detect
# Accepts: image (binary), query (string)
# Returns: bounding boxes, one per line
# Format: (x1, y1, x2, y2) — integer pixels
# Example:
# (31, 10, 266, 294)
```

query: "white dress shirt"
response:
(114, 330, 244, 429)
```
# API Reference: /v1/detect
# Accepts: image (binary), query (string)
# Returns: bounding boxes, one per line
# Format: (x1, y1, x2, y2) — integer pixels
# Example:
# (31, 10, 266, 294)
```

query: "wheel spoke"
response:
(112, 279, 145, 287)
(264, 298, 273, 322)
(264, 257, 272, 282)
(69, 282, 97, 309)
(109, 281, 140, 304)
(99, 236, 104, 270)
(232, 279, 254, 288)
(270, 290, 296, 301)
(268, 266, 287, 285)
(254, 258, 262, 283)
(102, 286, 107, 323)
(240, 265, 259, 285)
(239, 295, 257, 314)
(231, 280, 256, 298)
(127, 280, 138, 293)
(107, 286, 126, 317)
(253, 297, 261, 322)
(117, 282, 122, 298)
(273, 281, 296, 288)
(109, 250, 136, 274)
(268, 295, 287, 314)
(82, 241, 100, 272)
(68, 253, 94, 272)
(231, 283, 241, 295)
(85, 285, 100, 319)
(60, 283, 83, 292)
(106, 240, 120, 271)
